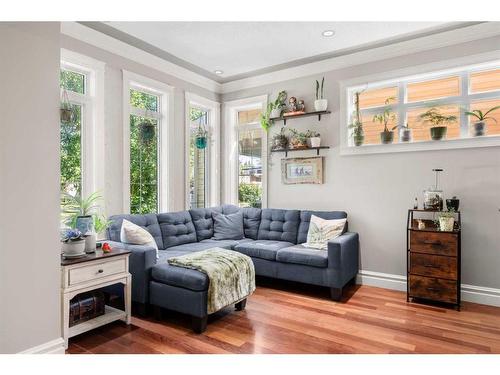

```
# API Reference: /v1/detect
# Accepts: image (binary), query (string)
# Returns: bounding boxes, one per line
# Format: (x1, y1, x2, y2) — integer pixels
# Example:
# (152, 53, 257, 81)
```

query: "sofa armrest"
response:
(327, 232, 359, 283)
(106, 241, 158, 304)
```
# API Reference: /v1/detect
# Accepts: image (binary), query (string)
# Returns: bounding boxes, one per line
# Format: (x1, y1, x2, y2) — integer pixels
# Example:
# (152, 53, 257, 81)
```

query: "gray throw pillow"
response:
(212, 212, 244, 240)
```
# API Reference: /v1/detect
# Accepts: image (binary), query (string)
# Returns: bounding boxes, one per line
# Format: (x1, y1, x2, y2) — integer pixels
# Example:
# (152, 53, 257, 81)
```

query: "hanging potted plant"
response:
(314, 77, 327, 111)
(270, 91, 288, 118)
(195, 123, 208, 149)
(373, 97, 396, 144)
(139, 119, 156, 144)
(348, 91, 364, 146)
(464, 105, 500, 136)
(60, 88, 74, 124)
(419, 107, 457, 141)
(271, 127, 289, 150)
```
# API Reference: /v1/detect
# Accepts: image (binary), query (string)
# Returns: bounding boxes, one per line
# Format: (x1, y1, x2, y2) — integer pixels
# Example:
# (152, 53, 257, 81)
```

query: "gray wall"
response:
(222, 36, 500, 289)
(61, 35, 220, 215)
(0, 22, 62, 353)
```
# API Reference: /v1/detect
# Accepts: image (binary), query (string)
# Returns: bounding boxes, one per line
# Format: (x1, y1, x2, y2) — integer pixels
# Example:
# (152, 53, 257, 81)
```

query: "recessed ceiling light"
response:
(322, 30, 335, 37)
(214, 70, 223, 75)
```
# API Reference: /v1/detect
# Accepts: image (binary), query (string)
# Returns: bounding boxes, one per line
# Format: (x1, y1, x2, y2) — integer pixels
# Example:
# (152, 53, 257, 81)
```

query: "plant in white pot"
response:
(61, 229, 86, 258)
(436, 210, 455, 232)
(314, 77, 327, 112)
(270, 90, 288, 118)
(464, 105, 500, 137)
(306, 130, 321, 148)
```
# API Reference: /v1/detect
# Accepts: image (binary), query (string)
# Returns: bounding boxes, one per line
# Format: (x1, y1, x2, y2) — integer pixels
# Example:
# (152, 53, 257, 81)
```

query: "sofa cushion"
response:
(157, 211, 197, 249)
(166, 241, 233, 252)
(215, 205, 262, 240)
(200, 238, 253, 249)
(257, 209, 300, 244)
(108, 214, 164, 249)
(297, 210, 347, 244)
(212, 212, 244, 240)
(153, 250, 208, 291)
(234, 240, 293, 261)
(277, 244, 328, 268)
(189, 206, 223, 241)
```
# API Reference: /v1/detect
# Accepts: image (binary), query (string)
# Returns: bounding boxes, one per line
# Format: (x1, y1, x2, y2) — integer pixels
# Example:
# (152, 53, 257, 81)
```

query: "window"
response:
(60, 50, 104, 200)
(343, 59, 500, 153)
(123, 71, 172, 214)
(238, 123, 263, 208)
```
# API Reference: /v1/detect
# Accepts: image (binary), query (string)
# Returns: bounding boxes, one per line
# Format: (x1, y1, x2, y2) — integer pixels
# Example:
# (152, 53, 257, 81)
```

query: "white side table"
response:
(61, 249, 132, 349)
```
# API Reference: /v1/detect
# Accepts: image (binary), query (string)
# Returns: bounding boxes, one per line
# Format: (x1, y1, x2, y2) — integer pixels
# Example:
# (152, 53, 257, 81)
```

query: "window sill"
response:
(340, 135, 500, 156)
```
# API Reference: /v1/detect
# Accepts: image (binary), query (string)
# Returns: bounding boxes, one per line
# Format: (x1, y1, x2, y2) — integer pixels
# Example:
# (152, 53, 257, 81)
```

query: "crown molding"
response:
(61, 22, 222, 94)
(220, 22, 500, 94)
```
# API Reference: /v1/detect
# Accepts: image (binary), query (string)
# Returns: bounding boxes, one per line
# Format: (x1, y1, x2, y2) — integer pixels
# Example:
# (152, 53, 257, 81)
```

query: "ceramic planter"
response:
(399, 128, 413, 142)
(60, 108, 73, 124)
(380, 131, 394, 144)
(439, 217, 455, 232)
(430, 126, 447, 140)
(140, 122, 156, 143)
(62, 239, 86, 257)
(271, 108, 283, 118)
(195, 136, 208, 149)
(309, 137, 321, 148)
(314, 99, 328, 112)
(473, 121, 486, 136)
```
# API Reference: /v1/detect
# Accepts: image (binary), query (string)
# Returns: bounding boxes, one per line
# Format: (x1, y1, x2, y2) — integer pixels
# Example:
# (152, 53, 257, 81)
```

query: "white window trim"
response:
(223, 95, 268, 208)
(340, 50, 500, 155)
(184, 92, 221, 209)
(122, 70, 174, 213)
(60, 49, 105, 205)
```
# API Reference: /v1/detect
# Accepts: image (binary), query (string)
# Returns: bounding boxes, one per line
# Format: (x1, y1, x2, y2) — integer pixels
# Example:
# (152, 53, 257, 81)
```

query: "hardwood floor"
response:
(67, 279, 500, 354)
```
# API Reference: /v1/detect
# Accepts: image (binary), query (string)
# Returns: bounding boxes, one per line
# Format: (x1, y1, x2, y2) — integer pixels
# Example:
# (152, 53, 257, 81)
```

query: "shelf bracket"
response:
(316, 149, 320, 156)
(318, 114, 321, 121)
(285, 150, 288, 157)
(283, 118, 287, 126)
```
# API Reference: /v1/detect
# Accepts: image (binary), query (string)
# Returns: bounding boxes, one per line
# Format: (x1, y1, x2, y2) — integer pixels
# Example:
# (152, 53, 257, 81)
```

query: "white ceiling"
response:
(105, 22, 452, 80)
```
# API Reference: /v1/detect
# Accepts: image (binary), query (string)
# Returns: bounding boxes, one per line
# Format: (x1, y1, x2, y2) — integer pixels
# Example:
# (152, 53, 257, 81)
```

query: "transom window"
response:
(346, 62, 500, 147)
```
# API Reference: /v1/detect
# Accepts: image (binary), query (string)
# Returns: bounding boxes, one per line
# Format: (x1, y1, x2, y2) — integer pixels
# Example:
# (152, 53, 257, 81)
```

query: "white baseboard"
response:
(356, 270, 500, 307)
(19, 337, 65, 354)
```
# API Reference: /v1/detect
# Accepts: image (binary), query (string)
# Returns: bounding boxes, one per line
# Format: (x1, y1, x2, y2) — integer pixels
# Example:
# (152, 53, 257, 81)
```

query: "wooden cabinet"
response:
(407, 209, 461, 310)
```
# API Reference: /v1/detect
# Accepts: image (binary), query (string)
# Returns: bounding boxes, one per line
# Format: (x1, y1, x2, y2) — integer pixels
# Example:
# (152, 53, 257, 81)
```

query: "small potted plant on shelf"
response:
(348, 91, 364, 146)
(373, 97, 396, 144)
(61, 229, 86, 257)
(306, 130, 321, 148)
(464, 105, 500, 137)
(270, 91, 288, 118)
(419, 107, 457, 141)
(271, 127, 289, 150)
(436, 209, 455, 232)
(314, 77, 327, 111)
(288, 128, 309, 149)
(393, 123, 413, 142)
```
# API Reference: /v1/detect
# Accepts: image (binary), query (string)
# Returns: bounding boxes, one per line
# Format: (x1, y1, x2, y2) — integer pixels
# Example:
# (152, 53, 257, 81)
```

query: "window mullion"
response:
(398, 81, 406, 127)
(460, 72, 470, 137)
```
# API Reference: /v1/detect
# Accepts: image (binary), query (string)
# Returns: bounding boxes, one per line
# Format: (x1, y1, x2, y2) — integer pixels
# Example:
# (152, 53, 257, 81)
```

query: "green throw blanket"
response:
(167, 248, 256, 314)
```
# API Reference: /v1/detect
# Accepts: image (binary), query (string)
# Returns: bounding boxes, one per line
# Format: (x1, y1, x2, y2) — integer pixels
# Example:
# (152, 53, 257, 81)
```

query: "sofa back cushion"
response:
(220, 204, 261, 240)
(107, 214, 164, 249)
(297, 210, 348, 244)
(189, 206, 223, 241)
(257, 208, 300, 244)
(157, 211, 197, 249)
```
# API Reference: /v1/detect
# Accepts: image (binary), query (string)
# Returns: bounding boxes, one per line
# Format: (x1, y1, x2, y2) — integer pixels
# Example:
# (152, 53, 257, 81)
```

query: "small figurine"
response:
(417, 220, 425, 230)
(297, 99, 305, 112)
(288, 96, 298, 112)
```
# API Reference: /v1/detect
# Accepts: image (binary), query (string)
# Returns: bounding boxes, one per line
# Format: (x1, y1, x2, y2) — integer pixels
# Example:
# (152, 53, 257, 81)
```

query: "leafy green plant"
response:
(238, 183, 262, 208)
(288, 128, 309, 148)
(259, 91, 287, 131)
(464, 106, 500, 122)
(61, 191, 103, 228)
(93, 215, 113, 234)
(419, 107, 457, 127)
(315, 77, 325, 100)
(305, 130, 320, 138)
(348, 91, 364, 143)
(372, 97, 396, 133)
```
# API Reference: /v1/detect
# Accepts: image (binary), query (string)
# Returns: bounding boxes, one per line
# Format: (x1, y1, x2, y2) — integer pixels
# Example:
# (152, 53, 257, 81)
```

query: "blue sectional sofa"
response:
(107, 205, 359, 332)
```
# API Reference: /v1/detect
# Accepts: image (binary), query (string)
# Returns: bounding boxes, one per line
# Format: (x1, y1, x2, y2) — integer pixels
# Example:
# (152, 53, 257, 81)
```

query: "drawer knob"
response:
(423, 240, 442, 246)
(97, 269, 104, 274)
(427, 287, 439, 292)
(424, 264, 438, 268)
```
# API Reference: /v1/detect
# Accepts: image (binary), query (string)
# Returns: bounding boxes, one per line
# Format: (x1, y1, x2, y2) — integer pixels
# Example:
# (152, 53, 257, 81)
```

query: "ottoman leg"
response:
(235, 298, 247, 311)
(192, 316, 208, 334)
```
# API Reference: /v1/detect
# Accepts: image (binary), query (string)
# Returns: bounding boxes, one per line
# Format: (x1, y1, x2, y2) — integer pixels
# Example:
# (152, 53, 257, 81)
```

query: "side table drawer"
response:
(409, 275, 457, 304)
(410, 231, 457, 256)
(410, 253, 457, 280)
(69, 258, 127, 286)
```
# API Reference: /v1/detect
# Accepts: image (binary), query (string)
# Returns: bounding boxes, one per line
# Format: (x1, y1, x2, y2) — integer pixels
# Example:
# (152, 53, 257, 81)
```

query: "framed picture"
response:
(281, 157, 324, 184)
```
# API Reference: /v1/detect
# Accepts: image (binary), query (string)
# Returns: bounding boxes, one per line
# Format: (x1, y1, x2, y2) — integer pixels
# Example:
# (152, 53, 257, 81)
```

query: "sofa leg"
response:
(153, 305, 163, 321)
(192, 316, 208, 334)
(330, 287, 343, 301)
(132, 302, 149, 317)
(235, 298, 247, 311)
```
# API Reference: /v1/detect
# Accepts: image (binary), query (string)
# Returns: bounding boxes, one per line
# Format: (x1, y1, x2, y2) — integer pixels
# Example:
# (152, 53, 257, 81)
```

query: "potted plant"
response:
(436, 210, 455, 232)
(139, 119, 156, 144)
(61, 191, 103, 234)
(393, 123, 413, 142)
(314, 77, 327, 111)
(419, 107, 457, 141)
(306, 130, 321, 148)
(61, 229, 86, 257)
(464, 105, 500, 136)
(348, 91, 364, 146)
(60, 88, 74, 124)
(94, 215, 112, 240)
(194, 123, 208, 149)
(270, 91, 288, 118)
(260, 102, 274, 131)
(288, 128, 309, 149)
(271, 127, 289, 150)
(373, 97, 396, 144)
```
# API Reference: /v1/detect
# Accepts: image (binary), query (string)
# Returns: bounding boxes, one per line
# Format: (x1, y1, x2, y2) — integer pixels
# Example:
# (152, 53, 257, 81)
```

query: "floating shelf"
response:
(270, 110, 331, 125)
(271, 146, 330, 157)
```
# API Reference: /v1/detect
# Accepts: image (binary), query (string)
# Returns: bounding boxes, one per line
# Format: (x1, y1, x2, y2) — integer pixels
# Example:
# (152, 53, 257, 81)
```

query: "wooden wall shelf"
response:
(270, 110, 331, 125)
(271, 146, 330, 157)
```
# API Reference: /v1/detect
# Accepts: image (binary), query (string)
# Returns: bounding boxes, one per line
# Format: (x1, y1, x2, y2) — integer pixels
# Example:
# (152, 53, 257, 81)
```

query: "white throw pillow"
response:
(120, 219, 158, 259)
(303, 215, 347, 250)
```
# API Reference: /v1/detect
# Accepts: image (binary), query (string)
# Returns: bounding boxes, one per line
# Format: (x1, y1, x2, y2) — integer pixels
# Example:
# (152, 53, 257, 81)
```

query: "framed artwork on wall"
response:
(281, 156, 324, 184)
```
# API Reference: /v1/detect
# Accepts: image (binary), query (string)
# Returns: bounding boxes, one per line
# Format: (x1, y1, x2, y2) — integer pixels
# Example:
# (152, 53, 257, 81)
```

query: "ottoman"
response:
(149, 248, 255, 333)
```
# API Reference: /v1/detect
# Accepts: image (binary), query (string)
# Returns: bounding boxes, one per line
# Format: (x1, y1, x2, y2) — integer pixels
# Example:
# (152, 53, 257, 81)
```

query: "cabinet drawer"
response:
(410, 231, 457, 256)
(410, 253, 457, 280)
(409, 275, 457, 304)
(69, 258, 126, 286)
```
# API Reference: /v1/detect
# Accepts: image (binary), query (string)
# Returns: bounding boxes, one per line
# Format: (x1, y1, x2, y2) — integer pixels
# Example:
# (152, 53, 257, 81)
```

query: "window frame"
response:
(340, 53, 500, 155)
(60, 49, 105, 203)
(184, 92, 221, 209)
(122, 70, 174, 214)
(223, 95, 268, 208)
